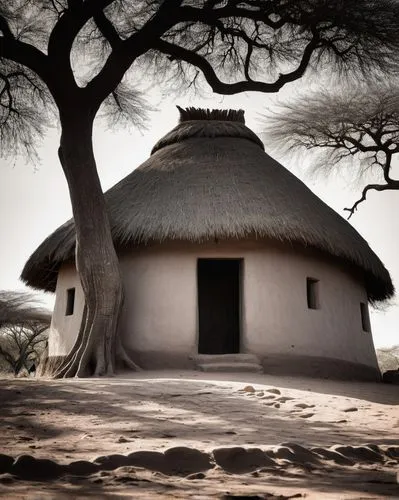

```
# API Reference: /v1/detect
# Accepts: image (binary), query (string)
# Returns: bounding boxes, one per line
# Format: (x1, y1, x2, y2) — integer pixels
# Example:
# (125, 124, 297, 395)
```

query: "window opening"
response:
(66, 288, 75, 316)
(360, 302, 371, 332)
(307, 278, 319, 309)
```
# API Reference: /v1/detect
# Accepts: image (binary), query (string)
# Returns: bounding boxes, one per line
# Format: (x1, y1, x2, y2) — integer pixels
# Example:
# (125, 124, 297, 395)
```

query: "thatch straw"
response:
(152, 108, 263, 154)
(177, 106, 245, 123)
(21, 108, 394, 302)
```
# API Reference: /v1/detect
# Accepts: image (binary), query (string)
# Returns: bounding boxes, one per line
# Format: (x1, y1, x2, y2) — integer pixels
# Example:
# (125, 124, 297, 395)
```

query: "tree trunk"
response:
(14, 359, 22, 376)
(52, 114, 126, 377)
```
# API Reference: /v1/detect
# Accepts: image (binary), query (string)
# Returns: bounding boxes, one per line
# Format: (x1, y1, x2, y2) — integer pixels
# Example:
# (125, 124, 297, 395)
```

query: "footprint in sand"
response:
(266, 388, 281, 395)
(299, 413, 315, 419)
(117, 436, 130, 443)
(343, 407, 358, 413)
(276, 396, 295, 403)
(294, 403, 315, 409)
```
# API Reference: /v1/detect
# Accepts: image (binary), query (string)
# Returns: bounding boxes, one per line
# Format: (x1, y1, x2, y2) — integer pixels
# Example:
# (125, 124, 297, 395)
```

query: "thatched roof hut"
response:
(22, 107, 393, 303)
(21, 107, 394, 380)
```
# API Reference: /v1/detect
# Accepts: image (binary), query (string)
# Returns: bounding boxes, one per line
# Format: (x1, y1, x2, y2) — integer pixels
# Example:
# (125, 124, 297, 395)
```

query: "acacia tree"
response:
(0, 291, 50, 374)
(2, 0, 399, 377)
(0, 291, 50, 327)
(262, 85, 399, 217)
(0, 321, 49, 375)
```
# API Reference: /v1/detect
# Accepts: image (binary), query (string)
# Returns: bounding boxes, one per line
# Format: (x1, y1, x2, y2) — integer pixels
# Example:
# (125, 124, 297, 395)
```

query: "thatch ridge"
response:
(21, 111, 394, 303)
(151, 118, 264, 155)
(177, 106, 245, 123)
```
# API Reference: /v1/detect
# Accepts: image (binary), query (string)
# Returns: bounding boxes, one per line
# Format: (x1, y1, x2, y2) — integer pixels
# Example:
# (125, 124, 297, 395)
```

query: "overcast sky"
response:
(0, 88, 397, 348)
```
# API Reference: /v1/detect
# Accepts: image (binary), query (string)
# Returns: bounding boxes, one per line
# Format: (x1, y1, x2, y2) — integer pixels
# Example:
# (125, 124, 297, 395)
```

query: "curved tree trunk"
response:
(51, 114, 135, 377)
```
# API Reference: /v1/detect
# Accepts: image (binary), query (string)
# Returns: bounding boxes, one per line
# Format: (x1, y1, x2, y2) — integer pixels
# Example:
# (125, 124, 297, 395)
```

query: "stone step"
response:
(195, 353, 261, 365)
(197, 362, 263, 373)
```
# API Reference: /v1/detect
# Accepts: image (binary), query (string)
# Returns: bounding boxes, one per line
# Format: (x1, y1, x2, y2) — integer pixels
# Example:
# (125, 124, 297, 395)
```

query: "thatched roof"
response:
(21, 108, 394, 302)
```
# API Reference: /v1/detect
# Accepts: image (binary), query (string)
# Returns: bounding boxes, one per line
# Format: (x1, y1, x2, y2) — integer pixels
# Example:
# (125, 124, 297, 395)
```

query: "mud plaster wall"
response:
(48, 264, 84, 356)
(48, 240, 379, 372)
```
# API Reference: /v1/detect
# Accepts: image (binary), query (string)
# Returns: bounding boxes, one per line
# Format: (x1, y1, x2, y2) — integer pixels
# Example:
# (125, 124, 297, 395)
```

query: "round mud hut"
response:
(22, 108, 394, 380)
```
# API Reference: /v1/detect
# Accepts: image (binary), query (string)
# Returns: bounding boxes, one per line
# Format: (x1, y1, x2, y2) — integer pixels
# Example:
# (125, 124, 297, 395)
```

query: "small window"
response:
(66, 288, 75, 316)
(307, 278, 319, 309)
(360, 302, 371, 332)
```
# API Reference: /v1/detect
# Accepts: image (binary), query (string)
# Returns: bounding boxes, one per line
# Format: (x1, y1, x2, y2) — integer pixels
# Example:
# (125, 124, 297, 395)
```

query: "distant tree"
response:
(262, 84, 399, 217)
(0, 322, 49, 375)
(0, 291, 50, 327)
(2, 1, 399, 377)
(376, 345, 399, 373)
(0, 291, 50, 375)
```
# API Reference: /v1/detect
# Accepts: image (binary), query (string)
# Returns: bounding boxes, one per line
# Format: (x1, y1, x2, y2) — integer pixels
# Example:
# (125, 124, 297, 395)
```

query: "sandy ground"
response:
(0, 370, 398, 499)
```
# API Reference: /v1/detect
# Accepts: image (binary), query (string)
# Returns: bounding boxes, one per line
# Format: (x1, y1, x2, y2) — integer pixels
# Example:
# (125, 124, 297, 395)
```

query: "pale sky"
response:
(0, 88, 397, 348)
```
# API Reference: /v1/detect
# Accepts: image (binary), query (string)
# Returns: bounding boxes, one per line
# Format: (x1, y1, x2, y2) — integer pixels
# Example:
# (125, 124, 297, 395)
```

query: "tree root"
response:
(46, 305, 141, 378)
(117, 340, 142, 372)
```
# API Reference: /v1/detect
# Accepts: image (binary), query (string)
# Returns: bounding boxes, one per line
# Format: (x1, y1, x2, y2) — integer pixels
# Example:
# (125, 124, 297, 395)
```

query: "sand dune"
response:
(0, 371, 398, 498)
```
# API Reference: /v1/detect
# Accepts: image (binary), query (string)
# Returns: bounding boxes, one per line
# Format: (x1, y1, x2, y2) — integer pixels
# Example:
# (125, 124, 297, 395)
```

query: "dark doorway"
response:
(197, 259, 241, 354)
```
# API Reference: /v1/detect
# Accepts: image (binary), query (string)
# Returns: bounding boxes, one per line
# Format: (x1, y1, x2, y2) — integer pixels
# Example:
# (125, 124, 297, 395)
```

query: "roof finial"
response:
(177, 106, 245, 124)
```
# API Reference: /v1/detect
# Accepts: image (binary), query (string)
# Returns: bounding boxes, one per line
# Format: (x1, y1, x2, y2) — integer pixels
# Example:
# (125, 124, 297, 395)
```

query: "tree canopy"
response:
(0, 291, 50, 327)
(0, 291, 50, 375)
(262, 84, 399, 217)
(2, 0, 399, 158)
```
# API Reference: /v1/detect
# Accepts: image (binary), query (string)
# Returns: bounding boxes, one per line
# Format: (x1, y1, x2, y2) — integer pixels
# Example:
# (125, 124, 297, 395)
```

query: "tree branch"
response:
(93, 10, 122, 50)
(48, 0, 115, 56)
(344, 180, 399, 218)
(0, 15, 15, 39)
(0, 37, 52, 91)
(154, 33, 319, 94)
(341, 134, 380, 154)
(178, 5, 291, 29)
(47, 0, 116, 91)
(0, 344, 16, 369)
(85, 0, 184, 111)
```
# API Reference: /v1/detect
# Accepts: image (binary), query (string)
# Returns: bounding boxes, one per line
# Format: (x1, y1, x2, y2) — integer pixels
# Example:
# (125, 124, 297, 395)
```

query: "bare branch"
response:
(0, 36, 50, 86)
(154, 33, 320, 94)
(84, 0, 183, 110)
(262, 83, 399, 215)
(0, 291, 51, 327)
(93, 10, 122, 50)
(99, 80, 151, 129)
(0, 62, 53, 160)
(0, 14, 15, 39)
(344, 181, 399, 218)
